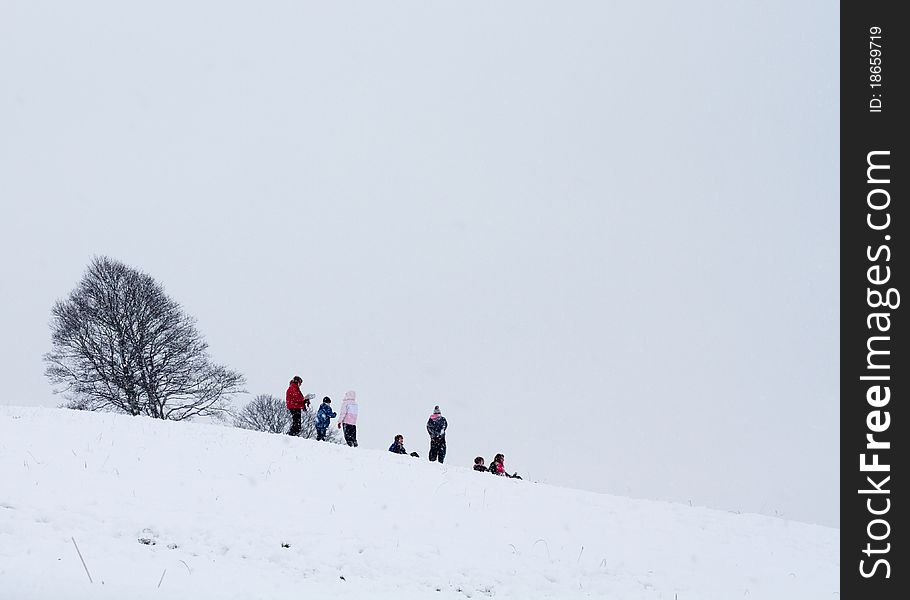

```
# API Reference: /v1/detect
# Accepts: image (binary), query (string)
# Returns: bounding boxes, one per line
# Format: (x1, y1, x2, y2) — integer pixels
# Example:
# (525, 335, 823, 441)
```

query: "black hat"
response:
(323, 396, 331, 403)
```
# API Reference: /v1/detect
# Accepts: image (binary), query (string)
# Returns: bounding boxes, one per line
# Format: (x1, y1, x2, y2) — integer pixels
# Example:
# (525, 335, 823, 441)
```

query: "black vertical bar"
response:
(841, 1, 906, 598)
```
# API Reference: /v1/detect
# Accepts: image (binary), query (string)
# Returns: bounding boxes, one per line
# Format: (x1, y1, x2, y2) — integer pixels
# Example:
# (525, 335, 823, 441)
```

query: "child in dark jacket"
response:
(473, 456, 487, 472)
(389, 435, 407, 454)
(426, 405, 448, 463)
(315, 397, 337, 441)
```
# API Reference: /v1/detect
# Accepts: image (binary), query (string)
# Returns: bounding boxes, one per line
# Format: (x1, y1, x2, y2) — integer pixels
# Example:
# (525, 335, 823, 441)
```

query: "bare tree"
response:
(234, 394, 341, 442)
(45, 256, 245, 420)
(233, 394, 290, 433)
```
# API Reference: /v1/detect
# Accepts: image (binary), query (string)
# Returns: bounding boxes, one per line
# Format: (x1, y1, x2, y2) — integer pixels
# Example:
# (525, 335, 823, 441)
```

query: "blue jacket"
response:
(315, 402, 336, 428)
(389, 440, 407, 454)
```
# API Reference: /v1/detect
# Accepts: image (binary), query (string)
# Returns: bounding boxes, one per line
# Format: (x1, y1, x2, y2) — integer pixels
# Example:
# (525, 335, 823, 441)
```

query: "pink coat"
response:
(339, 391, 358, 425)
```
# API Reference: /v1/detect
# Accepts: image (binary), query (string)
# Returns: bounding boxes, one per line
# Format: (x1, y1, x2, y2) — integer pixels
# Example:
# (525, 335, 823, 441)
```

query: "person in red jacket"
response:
(286, 376, 311, 436)
(488, 453, 521, 479)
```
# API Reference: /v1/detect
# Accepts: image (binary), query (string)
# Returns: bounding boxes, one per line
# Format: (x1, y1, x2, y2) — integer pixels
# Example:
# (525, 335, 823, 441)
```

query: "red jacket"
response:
(286, 381, 309, 410)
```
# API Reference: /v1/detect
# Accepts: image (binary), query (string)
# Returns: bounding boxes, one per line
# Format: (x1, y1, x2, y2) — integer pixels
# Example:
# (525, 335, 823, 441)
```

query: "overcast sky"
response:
(0, 1, 838, 526)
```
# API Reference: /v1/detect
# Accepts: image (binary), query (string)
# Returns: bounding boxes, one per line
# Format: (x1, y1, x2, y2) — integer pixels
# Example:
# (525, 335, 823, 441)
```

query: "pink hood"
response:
(339, 390, 358, 425)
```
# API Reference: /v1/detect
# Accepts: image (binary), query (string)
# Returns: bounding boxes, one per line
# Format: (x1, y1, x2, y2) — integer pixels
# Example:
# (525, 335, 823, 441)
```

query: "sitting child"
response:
(388, 434, 408, 454)
(488, 453, 521, 479)
(473, 456, 487, 472)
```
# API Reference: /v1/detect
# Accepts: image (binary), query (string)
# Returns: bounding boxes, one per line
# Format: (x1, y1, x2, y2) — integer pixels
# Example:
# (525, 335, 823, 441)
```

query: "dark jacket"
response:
(473, 464, 487, 472)
(426, 414, 447, 438)
(389, 441, 407, 454)
(315, 402, 336, 428)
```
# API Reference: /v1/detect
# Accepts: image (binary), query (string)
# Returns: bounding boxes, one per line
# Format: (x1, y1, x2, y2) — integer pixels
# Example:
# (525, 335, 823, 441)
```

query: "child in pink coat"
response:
(337, 390, 359, 447)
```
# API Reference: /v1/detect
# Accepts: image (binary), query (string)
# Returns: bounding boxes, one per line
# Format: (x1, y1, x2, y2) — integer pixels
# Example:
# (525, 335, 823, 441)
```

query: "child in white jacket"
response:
(337, 390, 359, 447)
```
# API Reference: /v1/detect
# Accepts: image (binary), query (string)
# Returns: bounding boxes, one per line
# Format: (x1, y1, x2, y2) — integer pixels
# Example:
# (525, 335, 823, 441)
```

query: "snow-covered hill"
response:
(0, 407, 837, 599)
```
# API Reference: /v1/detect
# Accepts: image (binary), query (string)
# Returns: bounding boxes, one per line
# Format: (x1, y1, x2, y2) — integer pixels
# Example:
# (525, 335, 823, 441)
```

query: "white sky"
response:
(0, 1, 838, 526)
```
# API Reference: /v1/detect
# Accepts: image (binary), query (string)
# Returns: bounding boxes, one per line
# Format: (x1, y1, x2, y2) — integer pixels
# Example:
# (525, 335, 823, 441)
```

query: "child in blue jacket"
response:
(315, 397, 337, 441)
(389, 434, 407, 454)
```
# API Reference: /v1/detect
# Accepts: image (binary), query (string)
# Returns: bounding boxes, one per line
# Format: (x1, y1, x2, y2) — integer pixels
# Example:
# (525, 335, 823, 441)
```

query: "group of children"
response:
(285, 376, 359, 445)
(389, 432, 519, 478)
(286, 376, 520, 478)
(473, 454, 521, 479)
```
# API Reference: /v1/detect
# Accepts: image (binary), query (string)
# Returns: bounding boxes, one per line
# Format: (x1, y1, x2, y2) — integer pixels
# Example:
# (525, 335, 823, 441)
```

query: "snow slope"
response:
(0, 407, 838, 599)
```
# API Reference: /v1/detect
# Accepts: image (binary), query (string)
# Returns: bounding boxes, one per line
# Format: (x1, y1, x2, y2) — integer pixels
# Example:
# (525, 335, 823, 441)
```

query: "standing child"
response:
(315, 397, 337, 441)
(285, 376, 312, 436)
(426, 405, 447, 463)
(337, 390, 359, 447)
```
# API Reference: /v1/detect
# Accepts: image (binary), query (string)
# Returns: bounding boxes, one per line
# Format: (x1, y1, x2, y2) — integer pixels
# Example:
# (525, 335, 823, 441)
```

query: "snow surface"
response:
(0, 407, 838, 599)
